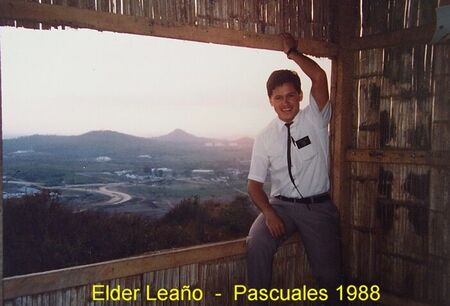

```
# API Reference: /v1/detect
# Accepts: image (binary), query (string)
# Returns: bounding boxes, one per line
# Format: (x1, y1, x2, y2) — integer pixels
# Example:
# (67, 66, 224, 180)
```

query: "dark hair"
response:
(266, 70, 301, 97)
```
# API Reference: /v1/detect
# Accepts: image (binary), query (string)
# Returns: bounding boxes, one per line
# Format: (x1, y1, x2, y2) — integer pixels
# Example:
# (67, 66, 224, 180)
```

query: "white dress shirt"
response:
(248, 94, 332, 198)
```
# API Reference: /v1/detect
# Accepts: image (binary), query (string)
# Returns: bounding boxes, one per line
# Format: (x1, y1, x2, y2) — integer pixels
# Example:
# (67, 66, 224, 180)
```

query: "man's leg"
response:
(295, 200, 344, 305)
(246, 203, 297, 292)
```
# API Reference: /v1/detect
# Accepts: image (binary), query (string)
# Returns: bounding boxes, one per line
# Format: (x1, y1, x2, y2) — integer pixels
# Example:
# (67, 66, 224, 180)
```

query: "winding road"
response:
(6, 180, 133, 206)
(95, 186, 132, 206)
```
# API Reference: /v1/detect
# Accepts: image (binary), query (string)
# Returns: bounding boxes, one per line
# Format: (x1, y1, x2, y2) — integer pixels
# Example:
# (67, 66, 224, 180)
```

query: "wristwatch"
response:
(286, 47, 297, 57)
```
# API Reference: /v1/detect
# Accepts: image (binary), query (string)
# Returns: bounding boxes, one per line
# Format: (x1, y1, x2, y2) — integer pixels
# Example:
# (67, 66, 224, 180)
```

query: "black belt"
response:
(275, 193, 330, 204)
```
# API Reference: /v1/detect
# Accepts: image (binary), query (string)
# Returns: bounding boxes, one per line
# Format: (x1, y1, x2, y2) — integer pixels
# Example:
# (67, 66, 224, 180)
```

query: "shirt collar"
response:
(275, 110, 302, 132)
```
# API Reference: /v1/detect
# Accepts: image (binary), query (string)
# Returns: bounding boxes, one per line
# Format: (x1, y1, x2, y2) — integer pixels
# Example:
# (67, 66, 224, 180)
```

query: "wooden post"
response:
(331, 0, 357, 278)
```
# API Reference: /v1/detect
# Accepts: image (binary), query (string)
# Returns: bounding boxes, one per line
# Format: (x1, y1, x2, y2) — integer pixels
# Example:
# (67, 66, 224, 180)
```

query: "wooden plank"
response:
(346, 149, 450, 167)
(346, 24, 435, 51)
(0, 0, 338, 57)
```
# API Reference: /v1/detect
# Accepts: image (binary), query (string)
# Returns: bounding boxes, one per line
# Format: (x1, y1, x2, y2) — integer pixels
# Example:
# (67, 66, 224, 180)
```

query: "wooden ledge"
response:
(3, 238, 246, 299)
(3, 236, 302, 300)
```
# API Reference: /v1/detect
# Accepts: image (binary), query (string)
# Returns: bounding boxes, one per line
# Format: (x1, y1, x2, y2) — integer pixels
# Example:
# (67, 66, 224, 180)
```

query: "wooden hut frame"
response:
(0, 0, 449, 305)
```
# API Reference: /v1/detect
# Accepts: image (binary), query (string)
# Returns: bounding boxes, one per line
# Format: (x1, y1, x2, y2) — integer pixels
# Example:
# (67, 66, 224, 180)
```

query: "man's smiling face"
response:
(269, 83, 303, 123)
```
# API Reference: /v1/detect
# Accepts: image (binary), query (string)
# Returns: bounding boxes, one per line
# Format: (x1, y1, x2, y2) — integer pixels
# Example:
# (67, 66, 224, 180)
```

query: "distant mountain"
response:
(6, 130, 146, 146)
(75, 130, 152, 148)
(3, 130, 154, 158)
(79, 130, 145, 142)
(3, 129, 254, 159)
(155, 129, 212, 144)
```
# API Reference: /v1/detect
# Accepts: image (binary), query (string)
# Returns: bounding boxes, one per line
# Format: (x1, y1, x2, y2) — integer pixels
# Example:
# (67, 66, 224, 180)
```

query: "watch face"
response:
(295, 136, 311, 149)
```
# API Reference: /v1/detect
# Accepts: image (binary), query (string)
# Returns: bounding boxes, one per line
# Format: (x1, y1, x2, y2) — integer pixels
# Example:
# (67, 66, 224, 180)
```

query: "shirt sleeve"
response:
(248, 134, 269, 183)
(306, 93, 332, 128)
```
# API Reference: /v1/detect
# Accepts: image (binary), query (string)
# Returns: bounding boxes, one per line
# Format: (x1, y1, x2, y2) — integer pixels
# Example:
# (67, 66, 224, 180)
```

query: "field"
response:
(3, 130, 255, 217)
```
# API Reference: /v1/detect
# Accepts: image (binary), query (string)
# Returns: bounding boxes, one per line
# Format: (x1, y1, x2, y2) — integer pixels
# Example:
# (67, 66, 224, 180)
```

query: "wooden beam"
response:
(3, 236, 301, 300)
(346, 149, 450, 167)
(0, 0, 338, 57)
(346, 25, 436, 51)
(331, 0, 356, 281)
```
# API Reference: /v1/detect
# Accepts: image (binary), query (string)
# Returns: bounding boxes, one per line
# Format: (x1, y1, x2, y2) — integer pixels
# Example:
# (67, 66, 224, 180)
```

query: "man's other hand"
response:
(264, 209, 285, 238)
(247, 179, 286, 238)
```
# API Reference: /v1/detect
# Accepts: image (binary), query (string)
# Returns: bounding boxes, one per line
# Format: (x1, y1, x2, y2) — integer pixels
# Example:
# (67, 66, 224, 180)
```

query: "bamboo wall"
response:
(347, 1, 449, 305)
(358, 0, 437, 37)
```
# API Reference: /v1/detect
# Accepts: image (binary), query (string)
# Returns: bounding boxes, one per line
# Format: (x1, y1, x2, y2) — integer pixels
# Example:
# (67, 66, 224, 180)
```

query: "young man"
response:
(246, 33, 343, 305)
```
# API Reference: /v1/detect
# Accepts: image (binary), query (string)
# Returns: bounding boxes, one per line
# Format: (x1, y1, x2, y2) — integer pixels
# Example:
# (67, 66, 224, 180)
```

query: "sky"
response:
(0, 27, 331, 140)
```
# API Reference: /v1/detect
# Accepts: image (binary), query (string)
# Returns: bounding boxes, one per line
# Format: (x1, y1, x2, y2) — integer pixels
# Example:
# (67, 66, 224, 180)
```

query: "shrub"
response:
(4, 192, 255, 276)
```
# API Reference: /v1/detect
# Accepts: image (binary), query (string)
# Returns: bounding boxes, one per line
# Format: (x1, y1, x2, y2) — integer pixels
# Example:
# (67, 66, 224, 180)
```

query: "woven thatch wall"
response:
(348, 1, 449, 304)
(358, 0, 436, 36)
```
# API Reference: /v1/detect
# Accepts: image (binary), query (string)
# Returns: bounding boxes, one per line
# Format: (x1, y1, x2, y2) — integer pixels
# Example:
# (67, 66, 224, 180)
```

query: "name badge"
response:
(295, 136, 311, 149)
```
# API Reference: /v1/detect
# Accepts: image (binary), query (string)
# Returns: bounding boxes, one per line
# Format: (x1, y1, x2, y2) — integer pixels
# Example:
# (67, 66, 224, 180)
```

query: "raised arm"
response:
(281, 33, 329, 111)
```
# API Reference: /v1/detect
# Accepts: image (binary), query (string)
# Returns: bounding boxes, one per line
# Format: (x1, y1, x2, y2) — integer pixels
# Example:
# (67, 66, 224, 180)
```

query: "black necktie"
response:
(285, 122, 304, 199)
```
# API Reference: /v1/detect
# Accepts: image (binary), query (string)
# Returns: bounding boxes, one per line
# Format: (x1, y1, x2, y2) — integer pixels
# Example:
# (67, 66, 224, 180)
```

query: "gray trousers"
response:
(246, 197, 344, 305)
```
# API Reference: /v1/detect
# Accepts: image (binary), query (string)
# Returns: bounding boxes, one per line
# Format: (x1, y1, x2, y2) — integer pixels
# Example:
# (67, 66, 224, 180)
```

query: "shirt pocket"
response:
(294, 135, 318, 161)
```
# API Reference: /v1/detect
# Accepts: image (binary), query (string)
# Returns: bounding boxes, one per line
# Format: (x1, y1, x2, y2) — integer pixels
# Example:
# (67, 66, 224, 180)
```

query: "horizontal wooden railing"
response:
(4, 236, 314, 305)
(3, 230, 434, 306)
(4, 238, 247, 300)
